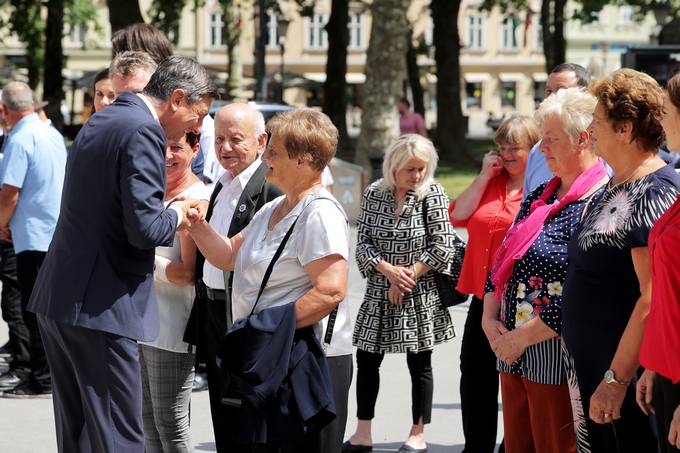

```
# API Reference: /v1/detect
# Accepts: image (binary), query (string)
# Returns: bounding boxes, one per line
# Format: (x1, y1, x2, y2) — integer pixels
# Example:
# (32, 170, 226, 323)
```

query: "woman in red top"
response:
(637, 72, 680, 452)
(449, 115, 539, 453)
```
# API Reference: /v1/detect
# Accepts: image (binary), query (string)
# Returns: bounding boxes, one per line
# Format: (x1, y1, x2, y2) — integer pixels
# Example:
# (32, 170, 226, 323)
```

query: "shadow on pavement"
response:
(373, 442, 464, 453)
(195, 442, 216, 451)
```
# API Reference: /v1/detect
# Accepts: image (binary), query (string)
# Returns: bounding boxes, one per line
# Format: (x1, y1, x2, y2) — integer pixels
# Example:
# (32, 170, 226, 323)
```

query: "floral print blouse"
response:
(486, 183, 605, 385)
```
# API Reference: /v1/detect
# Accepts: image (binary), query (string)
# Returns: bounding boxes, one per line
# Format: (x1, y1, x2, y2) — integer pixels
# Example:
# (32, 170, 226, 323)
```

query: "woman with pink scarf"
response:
(481, 87, 609, 453)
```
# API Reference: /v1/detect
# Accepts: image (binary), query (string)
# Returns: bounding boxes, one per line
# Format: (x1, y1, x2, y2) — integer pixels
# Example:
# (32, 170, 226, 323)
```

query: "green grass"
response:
(435, 138, 494, 199)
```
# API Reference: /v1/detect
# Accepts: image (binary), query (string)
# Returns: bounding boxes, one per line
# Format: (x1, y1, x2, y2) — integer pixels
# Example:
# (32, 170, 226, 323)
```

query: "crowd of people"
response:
(0, 22, 680, 453)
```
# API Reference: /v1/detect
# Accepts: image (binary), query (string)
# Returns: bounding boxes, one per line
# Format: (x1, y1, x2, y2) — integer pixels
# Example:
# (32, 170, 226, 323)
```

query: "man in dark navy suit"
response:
(28, 55, 217, 453)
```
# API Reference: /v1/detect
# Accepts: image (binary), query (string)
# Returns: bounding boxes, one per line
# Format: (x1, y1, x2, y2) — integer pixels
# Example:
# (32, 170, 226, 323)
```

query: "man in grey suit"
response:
(28, 56, 217, 453)
(184, 103, 282, 452)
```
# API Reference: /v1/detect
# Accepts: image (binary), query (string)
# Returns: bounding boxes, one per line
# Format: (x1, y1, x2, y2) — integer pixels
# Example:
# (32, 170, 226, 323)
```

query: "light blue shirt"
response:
(522, 142, 554, 201)
(0, 113, 67, 253)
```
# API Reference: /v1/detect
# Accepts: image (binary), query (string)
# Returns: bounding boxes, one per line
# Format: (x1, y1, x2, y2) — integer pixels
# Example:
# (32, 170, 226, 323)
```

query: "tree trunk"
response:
(107, 0, 144, 33)
(43, 0, 65, 131)
(405, 30, 425, 117)
(355, 0, 410, 173)
(223, 0, 243, 100)
(254, 0, 267, 101)
(540, 0, 566, 73)
(323, 0, 350, 160)
(432, 0, 468, 161)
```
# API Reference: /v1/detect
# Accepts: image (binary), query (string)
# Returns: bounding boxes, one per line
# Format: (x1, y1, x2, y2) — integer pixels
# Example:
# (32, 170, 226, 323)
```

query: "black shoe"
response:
(341, 441, 372, 452)
(192, 373, 208, 392)
(1, 381, 51, 399)
(0, 370, 23, 389)
(396, 445, 427, 453)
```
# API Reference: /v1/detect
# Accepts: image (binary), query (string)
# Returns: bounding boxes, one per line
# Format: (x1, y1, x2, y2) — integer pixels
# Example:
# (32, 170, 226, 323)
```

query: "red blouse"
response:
(640, 197, 680, 382)
(448, 172, 523, 299)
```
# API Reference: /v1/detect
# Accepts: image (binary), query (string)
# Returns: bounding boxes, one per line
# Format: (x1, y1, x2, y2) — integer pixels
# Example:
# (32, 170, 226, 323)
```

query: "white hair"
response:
(251, 109, 265, 139)
(1, 81, 34, 112)
(534, 87, 597, 143)
(379, 134, 438, 199)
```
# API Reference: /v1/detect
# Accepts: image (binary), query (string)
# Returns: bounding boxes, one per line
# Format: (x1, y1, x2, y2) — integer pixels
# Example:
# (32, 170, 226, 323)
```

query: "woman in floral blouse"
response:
(482, 88, 609, 453)
(561, 69, 680, 452)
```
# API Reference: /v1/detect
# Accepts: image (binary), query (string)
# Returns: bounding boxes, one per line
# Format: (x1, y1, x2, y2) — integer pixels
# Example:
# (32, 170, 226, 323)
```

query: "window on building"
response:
(619, 6, 634, 26)
(501, 15, 518, 50)
(501, 81, 517, 107)
(209, 12, 225, 48)
(533, 15, 543, 51)
(533, 80, 546, 108)
(466, 15, 484, 49)
(306, 13, 328, 49)
(265, 12, 279, 49)
(424, 15, 434, 46)
(466, 82, 482, 109)
(349, 13, 363, 49)
(67, 23, 87, 46)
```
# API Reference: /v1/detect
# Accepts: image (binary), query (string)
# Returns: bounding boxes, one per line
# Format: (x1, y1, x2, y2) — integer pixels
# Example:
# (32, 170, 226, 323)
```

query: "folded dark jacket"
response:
(219, 303, 336, 444)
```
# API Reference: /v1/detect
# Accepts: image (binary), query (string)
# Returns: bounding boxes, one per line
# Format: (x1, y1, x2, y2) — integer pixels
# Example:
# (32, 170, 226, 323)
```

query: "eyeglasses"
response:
(497, 145, 525, 155)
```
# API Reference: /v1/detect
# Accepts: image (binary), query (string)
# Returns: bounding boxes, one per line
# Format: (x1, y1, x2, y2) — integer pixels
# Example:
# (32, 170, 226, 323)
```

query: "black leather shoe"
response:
(397, 444, 427, 453)
(341, 441, 373, 452)
(1, 381, 51, 399)
(0, 342, 12, 358)
(0, 370, 22, 389)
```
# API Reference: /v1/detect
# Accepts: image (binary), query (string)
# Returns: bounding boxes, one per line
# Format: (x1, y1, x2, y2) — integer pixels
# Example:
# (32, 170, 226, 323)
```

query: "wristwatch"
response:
(604, 369, 629, 386)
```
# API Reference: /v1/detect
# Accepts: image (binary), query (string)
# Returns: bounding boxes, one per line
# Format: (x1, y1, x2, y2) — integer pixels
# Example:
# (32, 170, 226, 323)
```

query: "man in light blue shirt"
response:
(0, 81, 66, 397)
(523, 63, 591, 199)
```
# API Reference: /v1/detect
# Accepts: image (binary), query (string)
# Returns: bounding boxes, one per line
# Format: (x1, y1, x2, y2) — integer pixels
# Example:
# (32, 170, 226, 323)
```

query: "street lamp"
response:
(277, 17, 290, 103)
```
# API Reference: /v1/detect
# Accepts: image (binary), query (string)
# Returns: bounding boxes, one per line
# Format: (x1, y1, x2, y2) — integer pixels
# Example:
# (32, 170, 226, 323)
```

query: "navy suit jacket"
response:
(28, 92, 178, 341)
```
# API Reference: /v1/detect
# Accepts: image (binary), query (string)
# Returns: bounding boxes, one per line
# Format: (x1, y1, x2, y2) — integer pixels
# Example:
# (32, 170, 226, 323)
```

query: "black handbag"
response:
(421, 196, 469, 307)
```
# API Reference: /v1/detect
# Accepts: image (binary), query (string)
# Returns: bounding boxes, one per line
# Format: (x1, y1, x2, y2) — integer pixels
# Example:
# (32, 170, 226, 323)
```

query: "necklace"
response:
(607, 156, 657, 191)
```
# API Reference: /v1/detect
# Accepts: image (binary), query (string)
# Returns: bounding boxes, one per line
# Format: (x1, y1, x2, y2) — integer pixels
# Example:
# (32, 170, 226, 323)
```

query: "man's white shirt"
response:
(202, 157, 262, 289)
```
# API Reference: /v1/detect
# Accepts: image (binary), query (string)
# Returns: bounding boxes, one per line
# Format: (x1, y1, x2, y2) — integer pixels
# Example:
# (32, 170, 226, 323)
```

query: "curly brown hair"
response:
(589, 68, 664, 151)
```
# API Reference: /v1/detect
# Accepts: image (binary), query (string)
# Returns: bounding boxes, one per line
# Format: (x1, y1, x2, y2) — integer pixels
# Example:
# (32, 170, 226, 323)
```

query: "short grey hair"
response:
(143, 55, 218, 104)
(1, 81, 34, 112)
(379, 134, 438, 199)
(251, 109, 265, 139)
(109, 50, 157, 79)
(534, 87, 597, 143)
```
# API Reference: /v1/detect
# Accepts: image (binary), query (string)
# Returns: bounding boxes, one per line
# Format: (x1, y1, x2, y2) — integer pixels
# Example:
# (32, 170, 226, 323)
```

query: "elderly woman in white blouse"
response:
(188, 108, 353, 453)
(140, 131, 211, 453)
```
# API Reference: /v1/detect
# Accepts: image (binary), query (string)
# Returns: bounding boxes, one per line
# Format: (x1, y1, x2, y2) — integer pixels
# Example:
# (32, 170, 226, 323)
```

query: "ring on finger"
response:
(603, 413, 611, 419)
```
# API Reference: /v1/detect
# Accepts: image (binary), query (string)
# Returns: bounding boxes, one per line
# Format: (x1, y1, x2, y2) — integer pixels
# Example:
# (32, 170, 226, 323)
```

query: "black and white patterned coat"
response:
(353, 180, 456, 354)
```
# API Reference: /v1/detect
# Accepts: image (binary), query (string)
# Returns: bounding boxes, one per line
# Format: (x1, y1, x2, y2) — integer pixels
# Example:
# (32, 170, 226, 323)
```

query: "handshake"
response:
(171, 198, 210, 231)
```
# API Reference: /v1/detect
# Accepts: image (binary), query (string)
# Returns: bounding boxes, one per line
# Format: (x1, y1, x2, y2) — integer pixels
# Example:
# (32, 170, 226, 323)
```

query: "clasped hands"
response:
(173, 198, 209, 230)
(481, 316, 527, 366)
(378, 262, 416, 305)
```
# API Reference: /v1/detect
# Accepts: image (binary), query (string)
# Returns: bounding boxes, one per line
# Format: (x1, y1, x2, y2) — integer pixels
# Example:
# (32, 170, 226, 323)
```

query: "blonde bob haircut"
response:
(534, 87, 597, 143)
(494, 115, 541, 148)
(379, 134, 438, 199)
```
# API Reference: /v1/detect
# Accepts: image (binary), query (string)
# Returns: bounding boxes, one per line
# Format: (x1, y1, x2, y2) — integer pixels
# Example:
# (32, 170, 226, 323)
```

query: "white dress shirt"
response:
(202, 157, 262, 289)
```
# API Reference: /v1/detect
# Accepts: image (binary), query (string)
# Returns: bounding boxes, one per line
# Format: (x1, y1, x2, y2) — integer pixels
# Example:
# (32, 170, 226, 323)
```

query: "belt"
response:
(205, 287, 226, 301)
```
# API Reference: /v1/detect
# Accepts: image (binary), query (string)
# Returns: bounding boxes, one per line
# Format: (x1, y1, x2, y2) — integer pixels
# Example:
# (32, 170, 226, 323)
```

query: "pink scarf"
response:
(490, 160, 607, 302)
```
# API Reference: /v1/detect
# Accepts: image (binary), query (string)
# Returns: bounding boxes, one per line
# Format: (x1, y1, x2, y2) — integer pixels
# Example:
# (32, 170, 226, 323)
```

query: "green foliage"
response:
(149, 0, 186, 44)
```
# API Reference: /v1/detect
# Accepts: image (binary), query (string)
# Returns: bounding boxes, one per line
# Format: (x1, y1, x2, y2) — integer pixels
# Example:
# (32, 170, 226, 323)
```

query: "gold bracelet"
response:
(412, 264, 417, 279)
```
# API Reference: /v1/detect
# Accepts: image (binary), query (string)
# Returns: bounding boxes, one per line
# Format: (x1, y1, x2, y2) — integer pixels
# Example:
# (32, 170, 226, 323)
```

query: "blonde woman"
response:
(344, 135, 457, 453)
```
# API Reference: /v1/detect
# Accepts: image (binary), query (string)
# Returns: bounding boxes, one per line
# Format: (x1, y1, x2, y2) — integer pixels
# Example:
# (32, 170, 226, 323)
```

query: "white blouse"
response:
(232, 187, 353, 356)
(141, 181, 212, 353)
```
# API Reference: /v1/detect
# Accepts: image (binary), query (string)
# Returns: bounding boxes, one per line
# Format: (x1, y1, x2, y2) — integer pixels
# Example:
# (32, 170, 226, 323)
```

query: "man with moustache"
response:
(184, 102, 282, 453)
(28, 56, 217, 453)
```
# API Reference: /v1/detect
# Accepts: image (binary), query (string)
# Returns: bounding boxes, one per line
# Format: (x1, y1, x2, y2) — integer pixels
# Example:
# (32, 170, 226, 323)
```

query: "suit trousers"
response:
(139, 344, 195, 453)
(0, 241, 23, 365)
(38, 315, 144, 453)
(15, 250, 50, 388)
(459, 296, 503, 453)
(653, 373, 680, 453)
(500, 372, 576, 453)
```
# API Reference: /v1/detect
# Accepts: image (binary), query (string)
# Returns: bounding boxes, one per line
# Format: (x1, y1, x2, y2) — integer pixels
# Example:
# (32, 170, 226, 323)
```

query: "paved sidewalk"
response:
(0, 229, 504, 452)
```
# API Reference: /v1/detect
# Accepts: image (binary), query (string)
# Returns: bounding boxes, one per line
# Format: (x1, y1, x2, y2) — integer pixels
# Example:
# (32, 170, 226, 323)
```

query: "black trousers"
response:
(15, 250, 50, 389)
(654, 373, 680, 453)
(0, 241, 23, 365)
(459, 296, 503, 453)
(356, 348, 433, 425)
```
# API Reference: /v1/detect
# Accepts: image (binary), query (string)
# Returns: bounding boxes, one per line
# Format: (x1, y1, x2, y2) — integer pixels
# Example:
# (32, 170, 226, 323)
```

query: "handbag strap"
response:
(249, 215, 300, 317)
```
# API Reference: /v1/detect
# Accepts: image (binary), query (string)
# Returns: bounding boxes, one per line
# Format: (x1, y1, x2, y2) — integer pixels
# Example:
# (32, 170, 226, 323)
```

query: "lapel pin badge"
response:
(238, 204, 247, 213)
